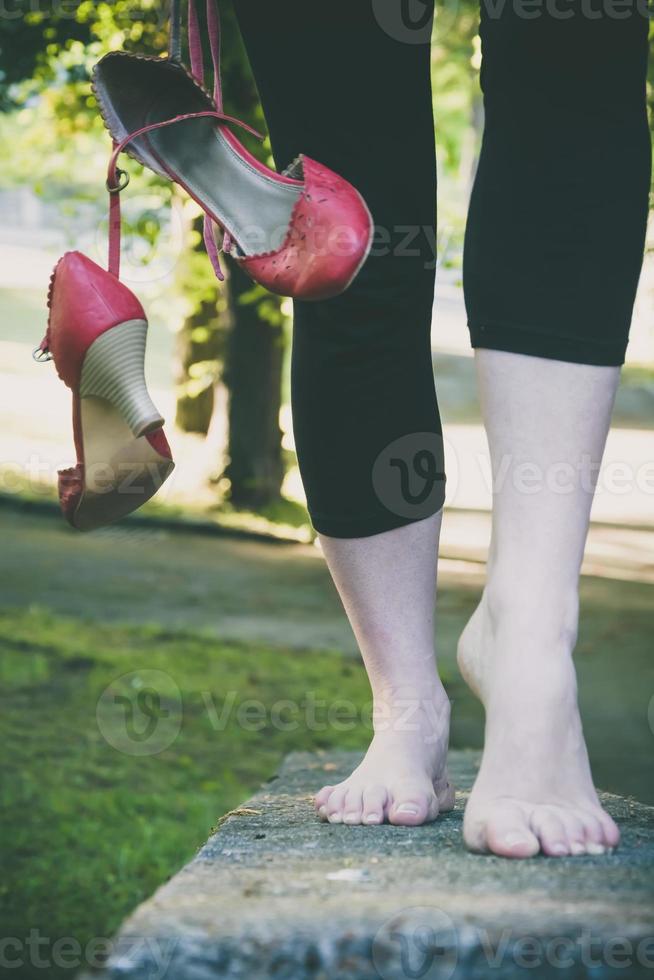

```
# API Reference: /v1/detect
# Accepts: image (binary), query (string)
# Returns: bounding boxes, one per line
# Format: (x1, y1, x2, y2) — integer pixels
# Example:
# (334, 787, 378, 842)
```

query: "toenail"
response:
(550, 843, 568, 857)
(317, 806, 327, 818)
(586, 842, 605, 855)
(328, 813, 343, 824)
(504, 833, 530, 849)
(570, 841, 585, 856)
(396, 804, 418, 815)
(343, 812, 359, 824)
(364, 812, 382, 824)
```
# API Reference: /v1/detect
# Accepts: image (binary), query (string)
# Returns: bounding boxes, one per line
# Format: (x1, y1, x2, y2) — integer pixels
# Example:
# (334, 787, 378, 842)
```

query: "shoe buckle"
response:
(106, 168, 130, 194)
(32, 345, 53, 363)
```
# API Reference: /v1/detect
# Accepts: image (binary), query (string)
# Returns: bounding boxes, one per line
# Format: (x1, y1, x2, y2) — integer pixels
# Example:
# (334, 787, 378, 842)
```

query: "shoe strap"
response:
(107, 0, 242, 282)
(169, 0, 223, 109)
(106, 109, 263, 280)
(185, 0, 225, 274)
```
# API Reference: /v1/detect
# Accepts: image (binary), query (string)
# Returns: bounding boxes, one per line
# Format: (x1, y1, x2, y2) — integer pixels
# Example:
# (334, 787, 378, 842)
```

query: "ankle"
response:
(481, 579, 580, 652)
(373, 678, 447, 709)
(371, 682, 450, 738)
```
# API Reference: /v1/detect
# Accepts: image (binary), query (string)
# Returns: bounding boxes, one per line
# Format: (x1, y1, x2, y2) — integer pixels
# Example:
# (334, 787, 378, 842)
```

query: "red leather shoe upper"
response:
(47, 251, 145, 388)
(58, 463, 84, 528)
(238, 157, 373, 302)
(145, 427, 173, 460)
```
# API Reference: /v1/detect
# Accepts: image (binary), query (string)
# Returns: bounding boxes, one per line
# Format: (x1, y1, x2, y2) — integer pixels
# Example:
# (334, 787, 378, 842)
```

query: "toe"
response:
(388, 784, 438, 826)
(561, 812, 586, 856)
(325, 786, 348, 824)
(342, 787, 365, 825)
(436, 777, 456, 813)
(597, 810, 620, 850)
(314, 785, 333, 816)
(388, 797, 429, 826)
(485, 806, 540, 858)
(462, 808, 488, 853)
(486, 826, 540, 858)
(362, 785, 387, 825)
(530, 808, 570, 857)
(580, 811, 608, 854)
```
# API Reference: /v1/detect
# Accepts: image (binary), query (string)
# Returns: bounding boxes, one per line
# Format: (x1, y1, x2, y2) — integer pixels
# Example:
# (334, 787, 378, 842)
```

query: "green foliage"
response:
(0, 607, 372, 980)
(0, 0, 167, 109)
(236, 281, 289, 328)
(0, 0, 271, 280)
(432, 2, 481, 177)
(431, 9, 482, 261)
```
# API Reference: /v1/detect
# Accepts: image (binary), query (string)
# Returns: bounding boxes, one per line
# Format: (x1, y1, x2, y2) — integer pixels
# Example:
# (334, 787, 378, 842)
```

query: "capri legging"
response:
(233, 0, 651, 539)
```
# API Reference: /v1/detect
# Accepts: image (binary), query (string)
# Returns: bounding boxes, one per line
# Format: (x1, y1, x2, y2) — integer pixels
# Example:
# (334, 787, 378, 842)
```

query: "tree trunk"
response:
(174, 7, 287, 507)
(223, 256, 285, 508)
(175, 215, 227, 435)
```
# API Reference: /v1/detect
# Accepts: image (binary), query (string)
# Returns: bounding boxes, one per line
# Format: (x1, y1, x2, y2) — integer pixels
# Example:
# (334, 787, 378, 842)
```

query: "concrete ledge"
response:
(88, 751, 654, 979)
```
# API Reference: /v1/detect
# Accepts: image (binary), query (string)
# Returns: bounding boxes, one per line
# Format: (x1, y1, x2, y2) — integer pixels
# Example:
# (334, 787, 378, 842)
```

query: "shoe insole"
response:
(149, 116, 302, 256)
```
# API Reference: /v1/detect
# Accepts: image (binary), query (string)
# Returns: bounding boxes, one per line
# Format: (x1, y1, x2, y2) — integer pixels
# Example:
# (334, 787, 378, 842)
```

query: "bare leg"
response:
(458, 349, 621, 857)
(314, 512, 454, 826)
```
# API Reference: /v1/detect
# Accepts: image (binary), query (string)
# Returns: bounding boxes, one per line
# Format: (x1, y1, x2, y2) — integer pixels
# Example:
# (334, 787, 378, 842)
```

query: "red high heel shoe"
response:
(92, 0, 373, 300)
(34, 253, 174, 531)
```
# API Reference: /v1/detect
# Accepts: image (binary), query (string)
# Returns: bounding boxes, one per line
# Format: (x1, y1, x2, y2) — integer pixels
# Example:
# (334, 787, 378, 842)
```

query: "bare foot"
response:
(314, 684, 455, 826)
(457, 593, 620, 858)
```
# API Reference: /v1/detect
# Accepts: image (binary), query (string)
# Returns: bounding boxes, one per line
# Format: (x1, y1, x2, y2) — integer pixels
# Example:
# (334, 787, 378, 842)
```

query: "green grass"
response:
(0, 608, 372, 980)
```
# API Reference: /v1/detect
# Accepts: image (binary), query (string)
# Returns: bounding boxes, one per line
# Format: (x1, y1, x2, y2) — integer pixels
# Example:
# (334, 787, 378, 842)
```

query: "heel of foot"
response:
(457, 601, 486, 700)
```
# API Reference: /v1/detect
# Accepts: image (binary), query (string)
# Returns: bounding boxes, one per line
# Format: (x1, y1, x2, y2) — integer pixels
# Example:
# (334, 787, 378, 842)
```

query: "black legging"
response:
(233, 0, 650, 539)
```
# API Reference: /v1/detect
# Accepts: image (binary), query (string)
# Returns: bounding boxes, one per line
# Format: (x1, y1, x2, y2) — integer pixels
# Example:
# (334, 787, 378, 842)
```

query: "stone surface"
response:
(84, 750, 654, 979)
